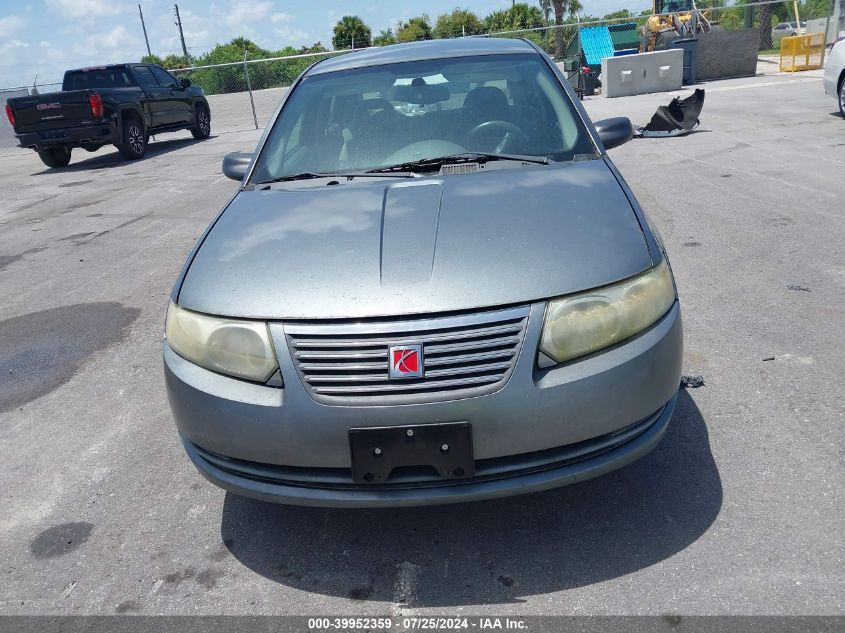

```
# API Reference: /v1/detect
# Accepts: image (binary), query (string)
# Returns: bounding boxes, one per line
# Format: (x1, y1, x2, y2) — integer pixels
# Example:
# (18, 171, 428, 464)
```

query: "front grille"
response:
(285, 305, 530, 405)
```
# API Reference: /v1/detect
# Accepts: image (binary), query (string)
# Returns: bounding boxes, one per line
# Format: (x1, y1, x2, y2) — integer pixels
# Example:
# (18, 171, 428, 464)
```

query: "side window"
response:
(150, 66, 178, 88)
(133, 66, 159, 90)
(117, 69, 134, 86)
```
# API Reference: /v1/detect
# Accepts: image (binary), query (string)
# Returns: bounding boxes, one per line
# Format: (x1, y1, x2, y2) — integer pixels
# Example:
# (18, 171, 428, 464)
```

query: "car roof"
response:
(65, 64, 136, 73)
(308, 38, 539, 76)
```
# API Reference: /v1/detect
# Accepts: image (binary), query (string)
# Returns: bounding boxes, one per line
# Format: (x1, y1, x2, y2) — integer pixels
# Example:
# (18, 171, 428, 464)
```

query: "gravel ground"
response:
(0, 72, 842, 617)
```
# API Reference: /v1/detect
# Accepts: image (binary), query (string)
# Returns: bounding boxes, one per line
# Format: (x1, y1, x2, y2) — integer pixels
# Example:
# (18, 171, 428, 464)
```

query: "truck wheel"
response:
(191, 106, 211, 140)
(117, 118, 146, 160)
(37, 147, 72, 168)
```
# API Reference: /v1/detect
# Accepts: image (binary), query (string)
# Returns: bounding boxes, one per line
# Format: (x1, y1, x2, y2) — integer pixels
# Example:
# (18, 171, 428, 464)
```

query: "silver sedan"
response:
(164, 38, 683, 507)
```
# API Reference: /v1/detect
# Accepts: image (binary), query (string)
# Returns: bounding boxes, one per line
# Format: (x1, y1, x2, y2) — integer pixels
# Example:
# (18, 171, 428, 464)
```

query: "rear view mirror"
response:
(180, 78, 192, 88)
(594, 117, 634, 151)
(222, 152, 252, 181)
(393, 82, 450, 105)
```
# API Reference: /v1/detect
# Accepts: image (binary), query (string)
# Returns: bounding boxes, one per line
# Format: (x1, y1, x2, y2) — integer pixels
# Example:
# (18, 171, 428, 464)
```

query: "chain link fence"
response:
(473, 0, 838, 90)
(2, 0, 840, 149)
(170, 50, 345, 134)
(1, 82, 62, 152)
(475, 0, 838, 55)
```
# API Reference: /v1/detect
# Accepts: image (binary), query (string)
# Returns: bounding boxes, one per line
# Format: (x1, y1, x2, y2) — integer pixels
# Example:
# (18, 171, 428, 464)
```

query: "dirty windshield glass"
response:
(250, 54, 596, 182)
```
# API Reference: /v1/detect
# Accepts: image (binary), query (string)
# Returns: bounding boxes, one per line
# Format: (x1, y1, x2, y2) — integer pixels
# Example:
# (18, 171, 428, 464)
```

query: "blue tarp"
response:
(579, 26, 615, 65)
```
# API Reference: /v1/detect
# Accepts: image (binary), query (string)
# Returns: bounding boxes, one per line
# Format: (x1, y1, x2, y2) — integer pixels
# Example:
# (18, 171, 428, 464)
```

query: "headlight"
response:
(165, 303, 278, 382)
(539, 259, 675, 364)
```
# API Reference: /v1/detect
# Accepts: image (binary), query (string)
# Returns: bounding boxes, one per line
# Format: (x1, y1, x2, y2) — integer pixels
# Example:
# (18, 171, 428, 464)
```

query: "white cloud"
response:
(0, 13, 26, 38)
(45, 0, 125, 18)
(158, 29, 212, 55)
(99, 25, 132, 50)
(271, 12, 293, 24)
(210, 1, 273, 28)
(273, 26, 313, 45)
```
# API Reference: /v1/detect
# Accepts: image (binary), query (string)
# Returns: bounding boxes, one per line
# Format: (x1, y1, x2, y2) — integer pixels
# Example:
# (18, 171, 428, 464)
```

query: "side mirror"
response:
(222, 152, 252, 181)
(180, 78, 192, 88)
(594, 117, 634, 151)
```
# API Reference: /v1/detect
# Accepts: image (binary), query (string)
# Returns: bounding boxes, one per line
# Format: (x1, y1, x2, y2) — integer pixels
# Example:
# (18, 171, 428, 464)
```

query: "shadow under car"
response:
(218, 389, 721, 607)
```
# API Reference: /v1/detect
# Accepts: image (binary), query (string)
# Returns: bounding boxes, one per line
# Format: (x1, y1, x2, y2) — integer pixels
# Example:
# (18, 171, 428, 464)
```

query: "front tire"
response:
(117, 118, 146, 160)
(839, 75, 845, 117)
(191, 106, 210, 140)
(37, 147, 72, 168)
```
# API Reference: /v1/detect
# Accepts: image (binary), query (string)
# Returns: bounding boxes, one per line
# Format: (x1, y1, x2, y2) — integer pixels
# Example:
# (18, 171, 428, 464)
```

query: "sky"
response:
(0, 0, 649, 87)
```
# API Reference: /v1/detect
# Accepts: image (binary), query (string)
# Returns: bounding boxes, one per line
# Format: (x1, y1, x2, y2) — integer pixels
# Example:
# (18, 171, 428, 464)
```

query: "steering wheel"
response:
(464, 120, 529, 154)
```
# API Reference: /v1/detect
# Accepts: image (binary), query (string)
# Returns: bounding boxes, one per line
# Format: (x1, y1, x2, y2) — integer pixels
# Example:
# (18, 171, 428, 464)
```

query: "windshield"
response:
(250, 54, 596, 183)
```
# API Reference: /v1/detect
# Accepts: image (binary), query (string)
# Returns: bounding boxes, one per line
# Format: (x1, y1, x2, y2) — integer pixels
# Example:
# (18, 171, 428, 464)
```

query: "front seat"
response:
(462, 86, 511, 129)
(344, 98, 402, 165)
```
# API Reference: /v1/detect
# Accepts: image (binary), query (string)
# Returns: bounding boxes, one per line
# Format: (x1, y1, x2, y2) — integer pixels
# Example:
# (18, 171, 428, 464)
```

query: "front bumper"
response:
(17, 122, 117, 150)
(165, 301, 683, 507)
(183, 398, 674, 507)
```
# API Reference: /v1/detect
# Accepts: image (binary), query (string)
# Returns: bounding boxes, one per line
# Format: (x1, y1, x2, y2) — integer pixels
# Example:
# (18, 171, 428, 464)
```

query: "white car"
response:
(771, 21, 807, 41)
(823, 37, 845, 117)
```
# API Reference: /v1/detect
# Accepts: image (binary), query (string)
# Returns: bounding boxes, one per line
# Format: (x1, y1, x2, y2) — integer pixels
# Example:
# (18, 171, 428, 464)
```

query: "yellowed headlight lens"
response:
(165, 303, 278, 382)
(539, 259, 675, 363)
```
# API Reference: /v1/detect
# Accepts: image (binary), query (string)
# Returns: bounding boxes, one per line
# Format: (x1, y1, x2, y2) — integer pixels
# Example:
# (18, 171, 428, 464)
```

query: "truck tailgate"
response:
(9, 91, 94, 132)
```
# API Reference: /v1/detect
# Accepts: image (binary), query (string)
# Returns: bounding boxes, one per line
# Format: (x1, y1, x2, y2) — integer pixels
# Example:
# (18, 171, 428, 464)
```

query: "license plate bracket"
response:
(349, 422, 474, 484)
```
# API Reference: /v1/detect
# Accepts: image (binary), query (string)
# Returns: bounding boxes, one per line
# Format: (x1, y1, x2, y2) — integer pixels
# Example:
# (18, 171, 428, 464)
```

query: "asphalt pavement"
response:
(0, 72, 842, 617)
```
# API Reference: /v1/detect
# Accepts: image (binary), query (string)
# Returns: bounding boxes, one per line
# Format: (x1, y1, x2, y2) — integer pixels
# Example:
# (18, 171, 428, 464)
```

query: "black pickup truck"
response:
(4, 63, 211, 168)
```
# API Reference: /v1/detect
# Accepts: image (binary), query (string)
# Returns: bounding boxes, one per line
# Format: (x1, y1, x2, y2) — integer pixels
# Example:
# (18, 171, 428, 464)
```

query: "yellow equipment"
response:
(780, 32, 825, 72)
(641, 0, 712, 52)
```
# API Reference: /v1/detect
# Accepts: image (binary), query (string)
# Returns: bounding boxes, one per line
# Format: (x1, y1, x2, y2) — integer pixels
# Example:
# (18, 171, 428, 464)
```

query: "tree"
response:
(298, 42, 328, 54)
(332, 15, 372, 50)
(201, 37, 270, 64)
(603, 9, 633, 20)
(141, 54, 164, 65)
(484, 3, 545, 32)
(552, 0, 582, 59)
(396, 15, 433, 42)
(539, 0, 553, 25)
(373, 28, 396, 46)
(160, 54, 192, 69)
(433, 8, 484, 39)
(759, 2, 774, 49)
(187, 38, 271, 94)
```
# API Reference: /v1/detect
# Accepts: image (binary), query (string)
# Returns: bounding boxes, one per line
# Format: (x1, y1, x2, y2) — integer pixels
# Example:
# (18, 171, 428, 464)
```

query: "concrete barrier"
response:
(601, 49, 683, 98)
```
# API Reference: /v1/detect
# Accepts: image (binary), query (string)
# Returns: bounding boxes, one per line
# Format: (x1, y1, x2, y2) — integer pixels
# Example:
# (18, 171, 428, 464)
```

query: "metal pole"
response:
(138, 4, 151, 56)
(576, 13, 584, 99)
(351, 35, 355, 51)
(820, 0, 835, 67)
(174, 4, 188, 57)
(243, 50, 259, 130)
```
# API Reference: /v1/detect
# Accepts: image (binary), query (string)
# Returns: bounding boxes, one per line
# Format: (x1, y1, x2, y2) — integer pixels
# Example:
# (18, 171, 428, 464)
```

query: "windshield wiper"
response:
(367, 152, 552, 174)
(255, 171, 417, 185)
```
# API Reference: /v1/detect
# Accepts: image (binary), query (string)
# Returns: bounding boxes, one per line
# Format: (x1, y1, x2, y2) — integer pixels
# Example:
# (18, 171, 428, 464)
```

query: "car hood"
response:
(178, 159, 653, 319)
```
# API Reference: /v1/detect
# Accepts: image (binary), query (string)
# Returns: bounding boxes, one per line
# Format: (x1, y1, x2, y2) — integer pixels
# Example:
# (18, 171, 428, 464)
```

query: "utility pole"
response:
(138, 4, 151, 57)
(174, 4, 188, 57)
